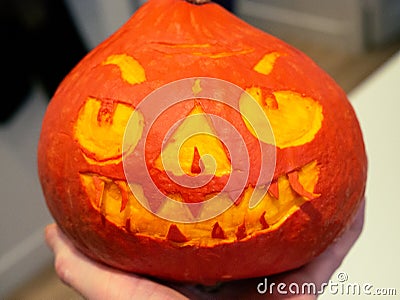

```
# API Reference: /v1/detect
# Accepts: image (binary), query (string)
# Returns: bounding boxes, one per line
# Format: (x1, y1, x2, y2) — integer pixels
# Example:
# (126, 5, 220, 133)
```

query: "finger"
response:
(45, 223, 92, 292)
(45, 223, 79, 257)
(45, 224, 187, 300)
(44, 223, 63, 253)
(45, 223, 90, 289)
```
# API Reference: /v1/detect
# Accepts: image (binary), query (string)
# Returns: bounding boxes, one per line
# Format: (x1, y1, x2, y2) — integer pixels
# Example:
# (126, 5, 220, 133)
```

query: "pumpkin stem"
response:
(186, 0, 212, 4)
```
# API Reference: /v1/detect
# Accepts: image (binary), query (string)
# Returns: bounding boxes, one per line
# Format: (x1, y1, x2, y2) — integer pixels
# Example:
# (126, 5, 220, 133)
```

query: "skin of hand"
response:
(45, 198, 365, 300)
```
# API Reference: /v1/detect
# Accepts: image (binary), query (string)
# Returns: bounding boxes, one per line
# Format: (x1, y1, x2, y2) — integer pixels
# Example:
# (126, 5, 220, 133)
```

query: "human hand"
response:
(45, 198, 365, 299)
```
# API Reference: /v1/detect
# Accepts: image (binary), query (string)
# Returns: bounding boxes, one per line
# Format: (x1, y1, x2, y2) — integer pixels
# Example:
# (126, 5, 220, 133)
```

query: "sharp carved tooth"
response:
(116, 181, 129, 212)
(288, 170, 319, 200)
(125, 218, 132, 233)
(236, 223, 247, 240)
(212, 222, 226, 239)
(259, 211, 269, 229)
(92, 175, 107, 223)
(167, 224, 189, 243)
(268, 181, 279, 199)
(92, 175, 105, 209)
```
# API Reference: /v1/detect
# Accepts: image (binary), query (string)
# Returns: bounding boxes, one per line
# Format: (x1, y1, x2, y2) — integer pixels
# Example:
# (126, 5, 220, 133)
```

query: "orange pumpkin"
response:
(38, 0, 367, 285)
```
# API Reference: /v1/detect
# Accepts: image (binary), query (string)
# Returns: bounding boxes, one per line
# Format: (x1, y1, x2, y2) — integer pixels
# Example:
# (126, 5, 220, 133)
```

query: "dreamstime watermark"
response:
(257, 272, 398, 297)
(122, 77, 277, 223)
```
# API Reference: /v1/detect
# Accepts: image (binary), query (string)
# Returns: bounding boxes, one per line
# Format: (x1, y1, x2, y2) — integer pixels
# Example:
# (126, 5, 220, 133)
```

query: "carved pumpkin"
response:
(38, 0, 367, 285)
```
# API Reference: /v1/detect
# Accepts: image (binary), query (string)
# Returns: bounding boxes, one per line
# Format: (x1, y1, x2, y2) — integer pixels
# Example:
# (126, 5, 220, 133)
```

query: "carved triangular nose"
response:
(191, 146, 202, 174)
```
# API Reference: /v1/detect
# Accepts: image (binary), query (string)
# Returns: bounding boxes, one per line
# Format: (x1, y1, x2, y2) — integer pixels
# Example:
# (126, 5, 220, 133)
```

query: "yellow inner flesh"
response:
(74, 97, 143, 164)
(102, 54, 146, 85)
(192, 78, 202, 96)
(240, 87, 323, 149)
(154, 104, 232, 177)
(253, 52, 283, 75)
(80, 160, 319, 246)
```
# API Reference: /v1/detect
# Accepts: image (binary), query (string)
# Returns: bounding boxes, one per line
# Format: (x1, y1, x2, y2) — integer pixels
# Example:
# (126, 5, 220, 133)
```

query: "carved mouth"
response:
(79, 160, 319, 246)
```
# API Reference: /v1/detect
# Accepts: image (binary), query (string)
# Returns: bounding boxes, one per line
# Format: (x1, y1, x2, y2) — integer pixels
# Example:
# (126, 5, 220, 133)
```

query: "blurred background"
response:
(1, 0, 399, 298)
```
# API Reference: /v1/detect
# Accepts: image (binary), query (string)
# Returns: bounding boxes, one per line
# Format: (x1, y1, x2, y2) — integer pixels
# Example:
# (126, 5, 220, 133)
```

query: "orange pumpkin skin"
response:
(38, 0, 367, 285)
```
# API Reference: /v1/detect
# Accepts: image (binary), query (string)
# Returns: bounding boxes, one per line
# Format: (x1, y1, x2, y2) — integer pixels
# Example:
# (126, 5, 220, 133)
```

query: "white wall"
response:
(235, 0, 365, 53)
(236, 0, 400, 53)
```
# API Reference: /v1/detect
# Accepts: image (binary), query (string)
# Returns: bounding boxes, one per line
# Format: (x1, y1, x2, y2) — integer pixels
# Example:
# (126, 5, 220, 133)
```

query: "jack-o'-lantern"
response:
(38, 0, 367, 285)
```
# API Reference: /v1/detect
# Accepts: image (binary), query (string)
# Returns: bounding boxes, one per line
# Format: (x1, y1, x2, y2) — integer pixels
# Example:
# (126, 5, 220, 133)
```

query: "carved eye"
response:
(74, 97, 144, 164)
(102, 54, 146, 85)
(240, 87, 323, 149)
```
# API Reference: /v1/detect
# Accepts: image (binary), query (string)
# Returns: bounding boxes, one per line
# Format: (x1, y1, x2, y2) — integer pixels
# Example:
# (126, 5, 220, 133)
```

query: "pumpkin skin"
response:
(38, 0, 367, 285)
